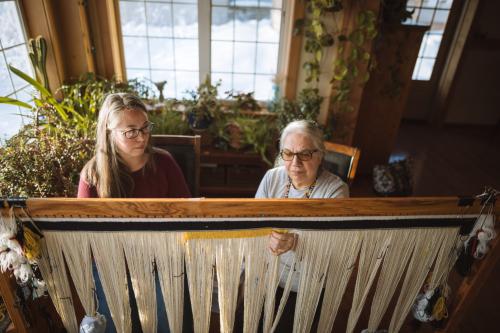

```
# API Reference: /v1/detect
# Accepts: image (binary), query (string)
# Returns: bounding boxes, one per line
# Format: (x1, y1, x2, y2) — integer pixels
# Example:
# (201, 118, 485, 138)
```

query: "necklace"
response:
(283, 176, 318, 199)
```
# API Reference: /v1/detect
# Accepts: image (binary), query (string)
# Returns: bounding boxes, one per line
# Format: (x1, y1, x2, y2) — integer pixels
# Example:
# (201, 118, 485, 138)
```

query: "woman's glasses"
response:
(119, 122, 154, 139)
(280, 149, 318, 161)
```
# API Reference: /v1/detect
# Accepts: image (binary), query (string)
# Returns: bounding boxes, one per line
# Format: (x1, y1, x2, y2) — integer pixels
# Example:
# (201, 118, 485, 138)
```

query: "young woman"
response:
(77, 93, 191, 333)
(78, 92, 190, 198)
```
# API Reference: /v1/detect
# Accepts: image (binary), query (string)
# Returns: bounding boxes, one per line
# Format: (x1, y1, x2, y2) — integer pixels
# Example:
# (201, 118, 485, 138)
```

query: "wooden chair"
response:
(322, 141, 361, 185)
(152, 134, 201, 197)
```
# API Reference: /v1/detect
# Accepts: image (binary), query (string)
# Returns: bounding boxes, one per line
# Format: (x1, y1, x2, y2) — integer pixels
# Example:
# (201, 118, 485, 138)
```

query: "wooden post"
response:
(283, 0, 305, 100)
(326, 0, 381, 145)
(0, 272, 30, 333)
(105, 0, 126, 81)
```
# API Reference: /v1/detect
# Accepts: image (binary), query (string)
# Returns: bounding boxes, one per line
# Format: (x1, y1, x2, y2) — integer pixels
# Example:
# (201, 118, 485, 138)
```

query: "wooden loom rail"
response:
(20, 197, 492, 218)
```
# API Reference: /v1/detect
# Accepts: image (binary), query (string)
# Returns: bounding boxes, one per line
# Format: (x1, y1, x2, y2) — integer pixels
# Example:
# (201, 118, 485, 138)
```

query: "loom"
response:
(0, 197, 497, 333)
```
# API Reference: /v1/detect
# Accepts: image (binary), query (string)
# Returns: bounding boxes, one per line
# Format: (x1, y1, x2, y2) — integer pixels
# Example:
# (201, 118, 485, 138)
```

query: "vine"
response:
(296, 2, 378, 131)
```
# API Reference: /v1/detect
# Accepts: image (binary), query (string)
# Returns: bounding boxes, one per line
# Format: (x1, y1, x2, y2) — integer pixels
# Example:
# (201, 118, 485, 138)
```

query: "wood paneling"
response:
(353, 25, 427, 173)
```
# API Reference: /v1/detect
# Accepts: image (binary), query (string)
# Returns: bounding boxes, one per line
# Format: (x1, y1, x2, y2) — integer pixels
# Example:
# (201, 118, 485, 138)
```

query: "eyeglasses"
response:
(280, 149, 318, 162)
(117, 122, 154, 139)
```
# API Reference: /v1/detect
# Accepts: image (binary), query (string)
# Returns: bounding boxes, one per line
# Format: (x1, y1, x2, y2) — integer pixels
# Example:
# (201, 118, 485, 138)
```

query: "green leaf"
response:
(315, 49, 323, 62)
(8, 65, 51, 98)
(0, 97, 32, 109)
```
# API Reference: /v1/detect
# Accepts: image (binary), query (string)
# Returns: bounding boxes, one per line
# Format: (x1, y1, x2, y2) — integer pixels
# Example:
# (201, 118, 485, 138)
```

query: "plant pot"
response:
(225, 122, 243, 149)
(187, 112, 212, 130)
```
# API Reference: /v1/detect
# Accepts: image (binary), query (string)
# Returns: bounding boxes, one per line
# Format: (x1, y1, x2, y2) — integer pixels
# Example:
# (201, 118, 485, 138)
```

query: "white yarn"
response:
(122, 233, 157, 333)
(262, 250, 280, 333)
(346, 230, 391, 333)
(185, 238, 215, 333)
(293, 231, 335, 333)
(366, 229, 416, 332)
(215, 238, 244, 333)
(89, 232, 132, 333)
(269, 243, 300, 333)
(53, 232, 96, 316)
(317, 231, 362, 333)
(38, 235, 79, 333)
(243, 236, 269, 333)
(388, 227, 459, 332)
(151, 232, 185, 333)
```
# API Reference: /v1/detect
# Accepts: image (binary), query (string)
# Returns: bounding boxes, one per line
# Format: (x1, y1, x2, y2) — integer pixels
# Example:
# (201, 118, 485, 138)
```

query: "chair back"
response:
(152, 134, 201, 197)
(322, 141, 360, 185)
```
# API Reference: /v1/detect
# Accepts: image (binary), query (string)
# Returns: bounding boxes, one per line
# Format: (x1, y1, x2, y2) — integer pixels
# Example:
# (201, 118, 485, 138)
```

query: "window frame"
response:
(116, 0, 294, 101)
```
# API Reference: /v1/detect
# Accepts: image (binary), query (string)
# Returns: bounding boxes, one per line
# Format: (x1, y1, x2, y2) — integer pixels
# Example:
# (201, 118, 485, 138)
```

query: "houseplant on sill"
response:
(185, 76, 221, 131)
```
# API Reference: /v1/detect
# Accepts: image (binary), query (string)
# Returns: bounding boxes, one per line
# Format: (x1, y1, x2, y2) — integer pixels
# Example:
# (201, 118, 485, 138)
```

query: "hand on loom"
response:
(268, 231, 298, 256)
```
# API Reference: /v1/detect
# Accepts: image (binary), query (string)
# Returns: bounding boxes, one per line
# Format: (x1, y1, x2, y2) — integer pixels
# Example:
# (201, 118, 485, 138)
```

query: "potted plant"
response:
(223, 91, 262, 149)
(185, 76, 221, 130)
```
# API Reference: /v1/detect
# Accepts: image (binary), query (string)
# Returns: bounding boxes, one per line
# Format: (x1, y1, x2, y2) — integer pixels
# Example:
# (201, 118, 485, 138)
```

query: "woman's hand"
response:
(268, 231, 298, 256)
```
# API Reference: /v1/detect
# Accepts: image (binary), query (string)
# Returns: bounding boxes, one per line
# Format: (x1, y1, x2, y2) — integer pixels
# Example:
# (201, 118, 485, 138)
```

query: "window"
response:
(119, 0, 287, 100)
(0, 0, 33, 141)
(404, 0, 454, 81)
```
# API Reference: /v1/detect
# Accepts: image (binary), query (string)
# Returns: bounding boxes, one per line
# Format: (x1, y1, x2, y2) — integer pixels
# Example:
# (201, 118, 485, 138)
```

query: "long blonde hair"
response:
(82, 93, 154, 197)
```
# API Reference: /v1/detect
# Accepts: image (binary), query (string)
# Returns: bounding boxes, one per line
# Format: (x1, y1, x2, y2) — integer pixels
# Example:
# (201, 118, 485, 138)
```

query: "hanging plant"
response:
(330, 9, 378, 114)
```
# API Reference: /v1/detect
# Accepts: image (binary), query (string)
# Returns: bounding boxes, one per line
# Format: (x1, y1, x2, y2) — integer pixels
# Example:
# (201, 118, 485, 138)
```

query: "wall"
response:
(445, 0, 500, 125)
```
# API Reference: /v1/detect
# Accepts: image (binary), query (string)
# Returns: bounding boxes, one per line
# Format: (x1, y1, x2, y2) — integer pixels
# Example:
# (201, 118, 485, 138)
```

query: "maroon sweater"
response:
(77, 149, 191, 198)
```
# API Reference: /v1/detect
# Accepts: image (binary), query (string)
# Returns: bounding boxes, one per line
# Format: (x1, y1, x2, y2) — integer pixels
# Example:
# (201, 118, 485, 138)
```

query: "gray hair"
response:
(279, 120, 325, 156)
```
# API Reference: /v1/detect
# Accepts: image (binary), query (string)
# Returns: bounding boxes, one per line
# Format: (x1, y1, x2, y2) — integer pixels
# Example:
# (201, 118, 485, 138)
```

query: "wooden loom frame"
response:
(0, 197, 497, 333)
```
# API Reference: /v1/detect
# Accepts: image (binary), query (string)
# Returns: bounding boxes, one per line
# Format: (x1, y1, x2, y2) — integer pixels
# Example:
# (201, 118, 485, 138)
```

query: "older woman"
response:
(255, 119, 349, 331)
(256, 119, 349, 253)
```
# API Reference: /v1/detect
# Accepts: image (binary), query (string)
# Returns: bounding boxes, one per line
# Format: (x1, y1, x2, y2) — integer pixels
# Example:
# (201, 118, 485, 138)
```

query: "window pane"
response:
(211, 72, 232, 98)
(212, 0, 230, 6)
(4, 45, 32, 91)
(255, 43, 278, 74)
(146, 2, 172, 37)
(173, 4, 198, 38)
(211, 41, 233, 72)
(0, 103, 23, 141)
(432, 10, 449, 31)
(259, 0, 278, 8)
(212, 7, 234, 41)
(175, 0, 196, 3)
(127, 69, 150, 81)
(414, 58, 435, 80)
(233, 42, 256, 73)
(233, 73, 254, 93)
(437, 0, 453, 9)
(174, 39, 199, 71)
(235, 0, 259, 6)
(151, 70, 176, 98)
(120, 1, 146, 36)
(0, 1, 25, 49)
(253, 74, 273, 100)
(406, 7, 420, 25)
(176, 71, 199, 98)
(234, 8, 258, 42)
(123, 37, 149, 69)
(149, 38, 174, 69)
(258, 9, 281, 43)
(423, 33, 442, 58)
(417, 9, 434, 26)
(422, 0, 437, 7)
(0, 55, 14, 96)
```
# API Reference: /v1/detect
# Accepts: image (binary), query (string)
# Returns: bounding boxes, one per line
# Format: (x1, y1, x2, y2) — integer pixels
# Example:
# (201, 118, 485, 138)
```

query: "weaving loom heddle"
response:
(0, 197, 497, 333)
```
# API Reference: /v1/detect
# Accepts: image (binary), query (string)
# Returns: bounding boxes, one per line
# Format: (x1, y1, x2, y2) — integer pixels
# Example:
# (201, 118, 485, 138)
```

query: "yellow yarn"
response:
(432, 296, 448, 320)
(183, 228, 285, 242)
(23, 226, 42, 261)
